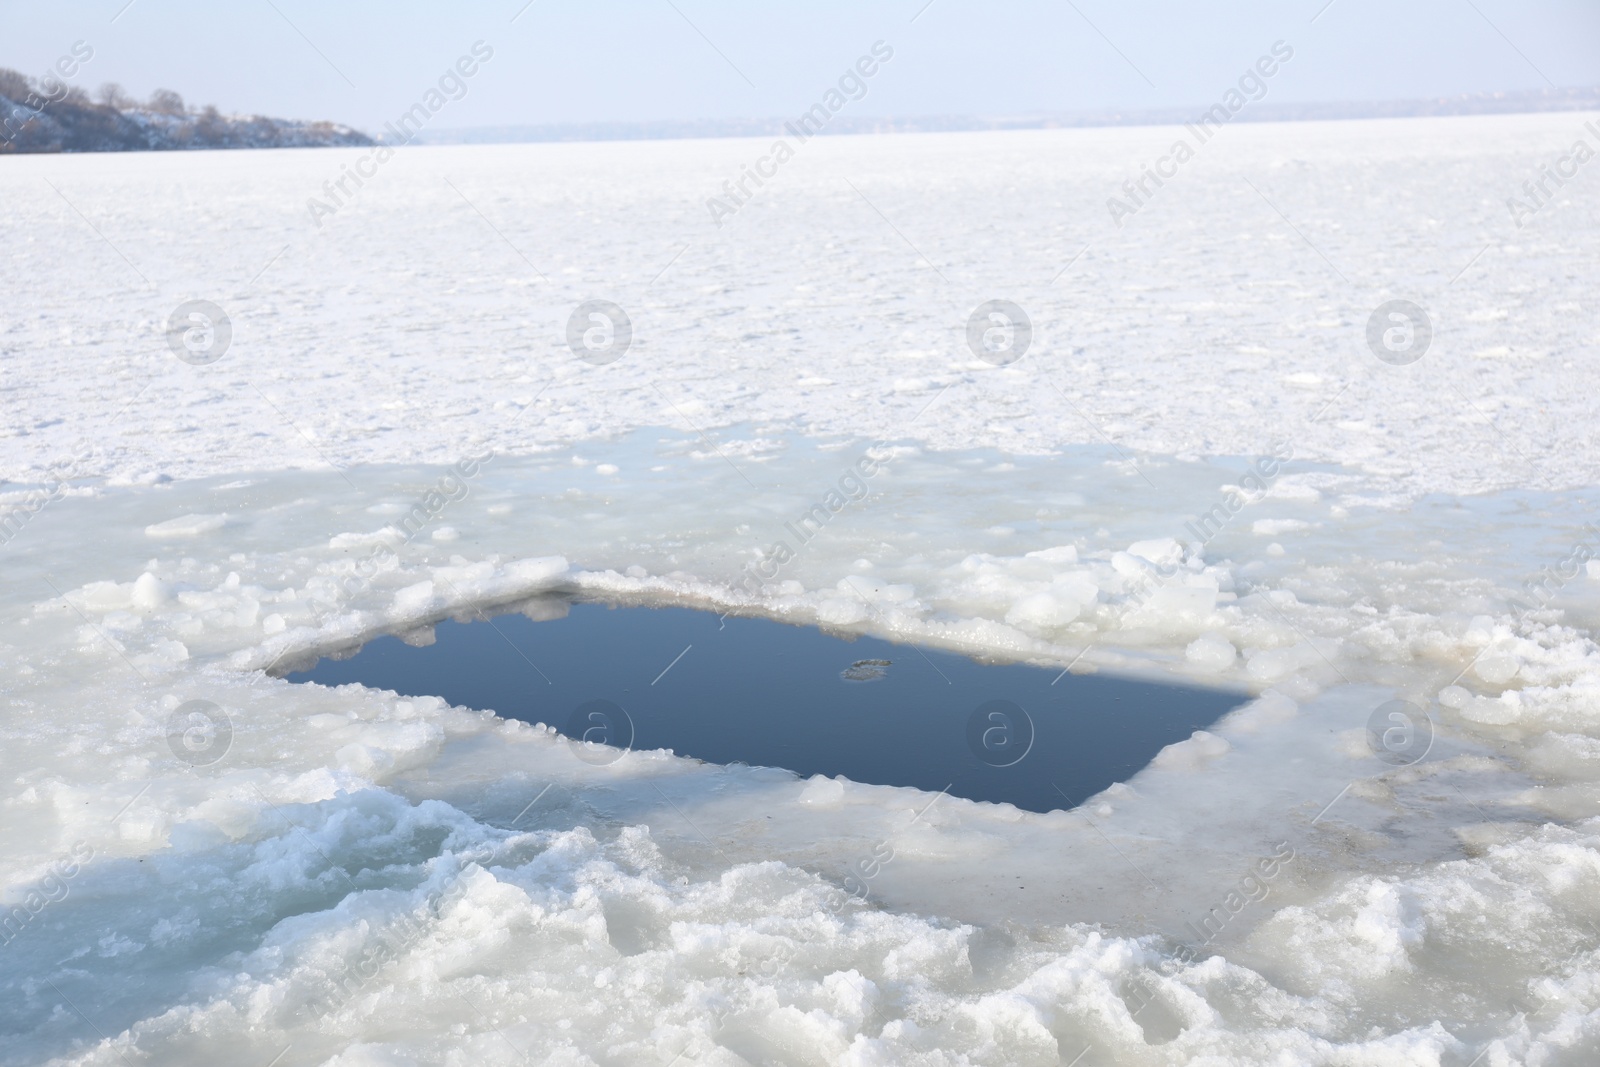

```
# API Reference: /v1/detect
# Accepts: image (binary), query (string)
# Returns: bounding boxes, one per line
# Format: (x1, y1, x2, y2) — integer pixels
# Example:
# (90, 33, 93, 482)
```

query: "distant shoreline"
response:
(408, 86, 1600, 147)
(1, 61, 372, 155)
(6, 81, 1595, 155)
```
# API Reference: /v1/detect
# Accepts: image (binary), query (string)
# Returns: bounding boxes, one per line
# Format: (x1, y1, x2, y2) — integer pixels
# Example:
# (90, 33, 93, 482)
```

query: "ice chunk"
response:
(1005, 590, 1081, 629)
(1246, 642, 1328, 682)
(798, 775, 847, 807)
(505, 556, 569, 585)
(1025, 545, 1079, 564)
(76, 579, 133, 612)
(1152, 729, 1230, 770)
(145, 513, 227, 538)
(329, 528, 404, 549)
(392, 581, 437, 615)
(1252, 519, 1313, 535)
(1474, 653, 1520, 684)
(1185, 633, 1237, 672)
(1128, 538, 1182, 566)
(131, 572, 170, 610)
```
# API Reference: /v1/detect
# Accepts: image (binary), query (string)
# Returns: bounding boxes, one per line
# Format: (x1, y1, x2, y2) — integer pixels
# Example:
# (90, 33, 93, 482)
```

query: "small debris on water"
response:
(841, 658, 892, 682)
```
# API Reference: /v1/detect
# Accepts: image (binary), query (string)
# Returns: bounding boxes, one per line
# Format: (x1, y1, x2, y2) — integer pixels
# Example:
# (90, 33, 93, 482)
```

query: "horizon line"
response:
(401, 85, 1600, 147)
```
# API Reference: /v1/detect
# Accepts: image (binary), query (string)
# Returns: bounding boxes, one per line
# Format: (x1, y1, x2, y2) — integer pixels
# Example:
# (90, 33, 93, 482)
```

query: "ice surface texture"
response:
(1, 113, 1597, 497)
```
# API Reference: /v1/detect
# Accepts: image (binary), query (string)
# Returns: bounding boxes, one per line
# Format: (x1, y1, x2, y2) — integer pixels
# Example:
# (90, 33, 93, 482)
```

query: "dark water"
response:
(287, 602, 1248, 812)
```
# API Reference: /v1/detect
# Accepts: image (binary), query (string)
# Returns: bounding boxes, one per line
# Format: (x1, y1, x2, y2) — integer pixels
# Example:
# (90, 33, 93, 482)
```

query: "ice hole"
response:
(284, 599, 1248, 812)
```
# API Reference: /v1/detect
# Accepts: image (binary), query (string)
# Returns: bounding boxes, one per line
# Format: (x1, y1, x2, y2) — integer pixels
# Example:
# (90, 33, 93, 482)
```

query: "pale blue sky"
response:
(1, 0, 1596, 131)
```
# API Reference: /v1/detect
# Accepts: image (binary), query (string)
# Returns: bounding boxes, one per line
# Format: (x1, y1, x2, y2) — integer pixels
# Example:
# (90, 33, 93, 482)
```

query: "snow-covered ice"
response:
(3, 112, 1600, 1065)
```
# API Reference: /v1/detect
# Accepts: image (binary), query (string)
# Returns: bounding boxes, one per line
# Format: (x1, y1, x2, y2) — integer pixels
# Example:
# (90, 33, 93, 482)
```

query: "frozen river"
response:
(3, 113, 1599, 1064)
